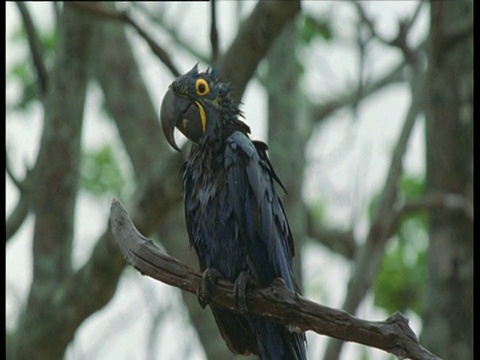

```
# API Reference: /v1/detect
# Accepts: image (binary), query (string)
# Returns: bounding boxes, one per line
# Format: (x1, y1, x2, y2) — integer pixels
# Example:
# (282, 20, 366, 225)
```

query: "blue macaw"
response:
(160, 65, 306, 359)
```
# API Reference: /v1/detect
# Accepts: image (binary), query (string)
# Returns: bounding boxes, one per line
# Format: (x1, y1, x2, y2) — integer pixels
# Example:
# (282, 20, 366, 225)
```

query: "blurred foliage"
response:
(296, 13, 333, 80)
(373, 175, 427, 315)
(8, 60, 37, 111)
(80, 145, 127, 197)
(7, 22, 56, 111)
(309, 200, 326, 225)
(299, 14, 332, 44)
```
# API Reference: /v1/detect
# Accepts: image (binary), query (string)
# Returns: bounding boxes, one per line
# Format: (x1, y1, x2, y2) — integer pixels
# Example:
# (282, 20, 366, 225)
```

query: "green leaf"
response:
(400, 175, 425, 200)
(309, 200, 325, 224)
(8, 62, 37, 110)
(374, 240, 425, 315)
(374, 212, 427, 315)
(80, 145, 126, 197)
(372, 174, 427, 315)
(7, 23, 57, 111)
(300, 15, 332, 44)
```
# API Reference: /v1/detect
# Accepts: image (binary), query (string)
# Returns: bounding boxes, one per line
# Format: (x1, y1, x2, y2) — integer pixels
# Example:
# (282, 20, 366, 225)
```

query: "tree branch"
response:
(69, 1, 180, 77)
(352, 0, 425, 65)
(385, 191, 474, 240)
(110, 199, 441, 360)
(132, 3, 209, 64)
(210, 0, 219, 63)
(306, 215, 357, 261)
(6, 194, 29, 243)
(15, 2, 49, 96)
(310, 60, 405, 124)
(401, 192, 473, 222)
(6, 150, 35, 242)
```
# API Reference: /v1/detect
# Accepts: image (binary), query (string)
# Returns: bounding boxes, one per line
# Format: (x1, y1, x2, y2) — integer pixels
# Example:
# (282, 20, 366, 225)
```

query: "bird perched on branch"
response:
(160, 65, 307, 359)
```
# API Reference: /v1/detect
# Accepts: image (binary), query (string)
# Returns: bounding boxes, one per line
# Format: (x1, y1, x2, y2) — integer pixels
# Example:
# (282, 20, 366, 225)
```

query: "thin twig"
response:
(132, 2, 209, 64)
(6, 195, 30, 242)
(403, 192, 473, 221)
(386, 192, 474, 238)
(70, 2, 180, 77)
(310, 60, 405, 123)
(352, 0, 425, 65)
(306, 209, 357, 260)
(15, 2, 49, 96)
(5, 148, 34, 241)
(210, 0, 219, 63)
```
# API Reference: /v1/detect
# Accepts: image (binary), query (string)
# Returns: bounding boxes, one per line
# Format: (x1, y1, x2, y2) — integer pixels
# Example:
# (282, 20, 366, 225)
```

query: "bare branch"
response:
(6, 151, 25, 191)
(210, 0, 219, 63)
(362, 191, 475, 253)
(132, 3, 209, 64)
(69, 2, 180, 77)
(6, 195, 29, 242)
(352, 0, 425, 66)
(385, 192, 474, 239)
(310, 60, 406, 124)
(15, 2, 49, 96)
(306, 210, 357, 260)
(110, 199, 441, 360)
(401, 192, 473, 222)
(122, 13, 180, 77)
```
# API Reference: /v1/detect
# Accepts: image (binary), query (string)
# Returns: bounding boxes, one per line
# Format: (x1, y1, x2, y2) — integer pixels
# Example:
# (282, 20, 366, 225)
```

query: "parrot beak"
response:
(160, 86, 205, 151)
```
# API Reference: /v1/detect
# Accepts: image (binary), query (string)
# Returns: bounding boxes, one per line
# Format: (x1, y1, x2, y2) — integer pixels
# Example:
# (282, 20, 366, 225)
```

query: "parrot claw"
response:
(197, 267, 222, 309)
(234, 271, 255, 313)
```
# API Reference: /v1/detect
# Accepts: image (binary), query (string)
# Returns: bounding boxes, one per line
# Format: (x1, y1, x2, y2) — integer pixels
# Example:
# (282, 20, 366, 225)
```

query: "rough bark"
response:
(421, 1, 473, 359)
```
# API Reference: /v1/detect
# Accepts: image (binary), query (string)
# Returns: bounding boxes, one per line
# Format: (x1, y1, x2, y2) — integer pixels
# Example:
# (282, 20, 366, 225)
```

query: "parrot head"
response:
(160, 65, 246, 151)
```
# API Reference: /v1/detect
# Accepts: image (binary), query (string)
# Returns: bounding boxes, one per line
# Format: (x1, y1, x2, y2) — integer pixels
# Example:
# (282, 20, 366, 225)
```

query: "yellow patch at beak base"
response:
(194, 101, 207, 133)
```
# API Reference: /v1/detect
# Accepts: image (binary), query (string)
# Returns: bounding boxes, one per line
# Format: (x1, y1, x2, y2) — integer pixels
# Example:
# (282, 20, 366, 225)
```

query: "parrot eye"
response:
(196, 78, 210, 96)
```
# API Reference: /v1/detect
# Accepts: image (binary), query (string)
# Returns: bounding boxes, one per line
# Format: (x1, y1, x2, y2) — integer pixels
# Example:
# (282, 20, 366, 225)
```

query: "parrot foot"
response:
(233, 271, 255, 313)
(197, 267, 222, 309)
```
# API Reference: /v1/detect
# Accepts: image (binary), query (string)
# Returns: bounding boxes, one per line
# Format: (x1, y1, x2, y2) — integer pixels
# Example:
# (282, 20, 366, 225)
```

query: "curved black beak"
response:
(161, 86, 206, 151)
(160, 87, 189, 151)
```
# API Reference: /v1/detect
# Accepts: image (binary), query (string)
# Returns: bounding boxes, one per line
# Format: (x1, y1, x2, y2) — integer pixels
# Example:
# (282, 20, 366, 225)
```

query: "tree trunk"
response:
(8, 4, 96, 359)
(421, 1, 473, 359)
(266, 19, 309, 287)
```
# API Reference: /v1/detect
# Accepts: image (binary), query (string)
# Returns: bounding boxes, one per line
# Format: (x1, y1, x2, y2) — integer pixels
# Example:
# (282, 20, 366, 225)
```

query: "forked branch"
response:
(110, 199, 441, 360)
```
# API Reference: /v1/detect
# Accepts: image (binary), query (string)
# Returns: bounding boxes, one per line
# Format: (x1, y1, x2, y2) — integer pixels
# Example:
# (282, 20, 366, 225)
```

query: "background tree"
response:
(6, 1, 472, 359)
(421, 1, 473, 358)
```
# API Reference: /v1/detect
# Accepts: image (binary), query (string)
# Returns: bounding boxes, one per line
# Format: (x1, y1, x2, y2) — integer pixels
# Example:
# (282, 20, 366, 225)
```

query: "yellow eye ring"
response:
(196, 78, 210, 96)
